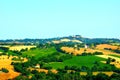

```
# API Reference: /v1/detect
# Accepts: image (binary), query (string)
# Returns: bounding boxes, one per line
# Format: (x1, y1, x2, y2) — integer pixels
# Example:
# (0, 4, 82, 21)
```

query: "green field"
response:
(21, 47, 113, 70)
(22, 47, 57, 59)
(45, 55, 107, 69)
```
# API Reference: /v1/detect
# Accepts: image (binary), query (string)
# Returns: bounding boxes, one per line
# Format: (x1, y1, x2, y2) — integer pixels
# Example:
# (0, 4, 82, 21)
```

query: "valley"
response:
(0, 35, 120, 80)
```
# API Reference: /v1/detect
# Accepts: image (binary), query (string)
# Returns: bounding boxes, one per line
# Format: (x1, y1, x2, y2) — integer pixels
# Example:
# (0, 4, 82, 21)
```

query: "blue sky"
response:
(0, 0, 120, 39)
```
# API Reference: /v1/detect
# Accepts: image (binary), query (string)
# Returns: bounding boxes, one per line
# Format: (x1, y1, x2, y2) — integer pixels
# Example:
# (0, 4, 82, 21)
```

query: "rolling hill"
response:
(0, 35, 120, 45)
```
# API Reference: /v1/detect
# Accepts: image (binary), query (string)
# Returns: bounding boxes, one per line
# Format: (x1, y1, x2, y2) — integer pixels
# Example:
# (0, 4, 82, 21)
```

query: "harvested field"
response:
(0, 72, 20, 80)
(96, 49, 117, 55)
(96, 44, 119, 50)
(0, 55, 27, 80)
(80, 72, 114, 76)
(9, 45, 36, 51)
(61, 47, 101, 55)
(61, 46, 120, 55)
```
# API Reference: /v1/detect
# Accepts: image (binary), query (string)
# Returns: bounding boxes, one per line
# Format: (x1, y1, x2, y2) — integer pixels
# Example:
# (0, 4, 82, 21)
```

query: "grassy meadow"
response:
(22, 47, 57, 59)
(45, 55, 108, 69)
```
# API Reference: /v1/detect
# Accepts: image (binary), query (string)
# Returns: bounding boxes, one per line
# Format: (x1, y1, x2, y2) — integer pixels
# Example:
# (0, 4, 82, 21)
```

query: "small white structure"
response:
(74, 45, 78, 48)
(35, 64, 40, 69)
(85, 44, 88, 49)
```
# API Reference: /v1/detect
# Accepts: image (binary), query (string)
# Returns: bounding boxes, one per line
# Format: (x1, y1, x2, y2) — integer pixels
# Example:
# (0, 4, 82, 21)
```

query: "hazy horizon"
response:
(0, 0, 120, 39)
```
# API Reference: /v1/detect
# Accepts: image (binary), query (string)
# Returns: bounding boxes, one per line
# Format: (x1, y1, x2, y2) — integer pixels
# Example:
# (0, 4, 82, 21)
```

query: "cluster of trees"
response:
(93, 52, 103, 55)
(20, 48, 28, 52)
(4, 48, 29, 57)
(12, 57, 24, 61)
(55, 42, 85, 48)
(104, 48, 113, 50)
(76, 51, 103, 56)
(113, 49, 120, 54)
(63, 66, 88, 72)
(55, 43, 103, 56)
(11, 50, 22, 55)
(55, 43, 85, 52)
(106, 57, 116, 64)
(14, 68, 120, 80)
(0, 68, 9, 73)
(104, 48, 120, 54)
(0, 46, 26, 56)
(38, 52, 72, 63)
(83, 38, 120, 44)
(0, 47, 9, 52)
(12, 57, 117, 76)
(37, 43, 55, 49)
(12, 61, 33, 75)
(62, 62, 116, 72)
(12, 55, 57, 73)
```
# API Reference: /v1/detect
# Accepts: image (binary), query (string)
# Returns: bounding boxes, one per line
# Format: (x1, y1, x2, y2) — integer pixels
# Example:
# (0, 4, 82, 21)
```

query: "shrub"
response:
(1, 68, 9, 73)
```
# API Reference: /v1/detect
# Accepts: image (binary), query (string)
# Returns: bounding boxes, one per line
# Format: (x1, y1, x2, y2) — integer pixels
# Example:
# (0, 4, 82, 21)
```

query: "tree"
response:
(86, 71, 94, 80)
(34, 72, 46, 79)
(93, 51, 103, 55)
(111, 58, 116, 62)
(91, 65, 98, 71)
(20, 48, 28, 52)
(64, 66, 70, 70)
(81, 66, 89, 71)
(15, 75, 29, 80)
(110, 73, 120, 80)
(0, 47, 9, 52)
(31, 70, 39, 74)
(95, 73, 109, 80)
(106, 57, 111, 64)
(81, 52, 87, 56)
(94, 61, 99, 66)
(1, 68, 9, 73)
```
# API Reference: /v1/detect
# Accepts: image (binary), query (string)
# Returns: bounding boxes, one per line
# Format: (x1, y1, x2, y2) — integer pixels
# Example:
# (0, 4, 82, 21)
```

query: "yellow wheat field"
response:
(96, 44, 119, 50)
(9, 45, 36, 51)
(61, 47, 101, 55)
(0, 55, 28, 80)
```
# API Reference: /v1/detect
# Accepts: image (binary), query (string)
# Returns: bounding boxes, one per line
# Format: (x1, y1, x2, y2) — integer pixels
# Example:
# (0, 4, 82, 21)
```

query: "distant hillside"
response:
(0, 35, 120, 45)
